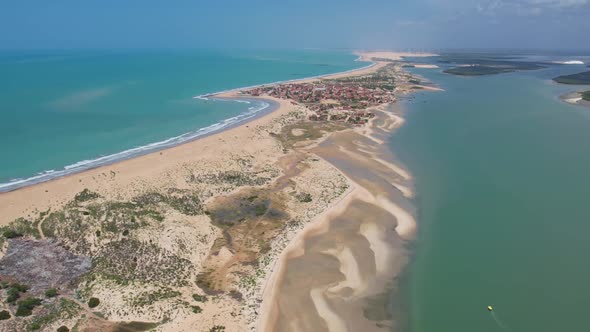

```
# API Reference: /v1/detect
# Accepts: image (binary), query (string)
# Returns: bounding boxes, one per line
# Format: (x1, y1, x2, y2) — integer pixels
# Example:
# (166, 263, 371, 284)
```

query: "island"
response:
(441, 55, 546, 76)
(553, 71, 590, 85)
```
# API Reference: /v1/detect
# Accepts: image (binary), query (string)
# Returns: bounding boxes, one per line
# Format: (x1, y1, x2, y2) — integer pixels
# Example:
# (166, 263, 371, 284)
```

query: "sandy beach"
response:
(560, 90, 590, 107)
(0, 52, 435, 331)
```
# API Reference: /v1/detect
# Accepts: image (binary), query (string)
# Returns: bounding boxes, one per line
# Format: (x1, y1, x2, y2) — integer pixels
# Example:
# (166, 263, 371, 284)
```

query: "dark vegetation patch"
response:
(0, 217, 41, 247)
(440, 54, 546, 76)
(199, 189, 290, 293)
(15, 297, 43, 317)
(27, 298, 80, 331)
(92, 239, 193, 286)
(74, 189, 100, 203)
(188, 170, 270, 188)
(128, 287, 181, 307)
(112, 321, 160, 332)
(276, 121, 349, 149)
(553, 71, 590, 85)
(41, 200, 159, 254)
(0, 309, 10, 320)
(444, 65, 520, 76)
(0, 239, 90, 294)
(195, 269, 223, 295)
(87, 297, 100, 308)
(134, 189, 203, 216)
(192, 293, 207, 302)
(295, 192, 313, 203)
(44, 288, 58, 298)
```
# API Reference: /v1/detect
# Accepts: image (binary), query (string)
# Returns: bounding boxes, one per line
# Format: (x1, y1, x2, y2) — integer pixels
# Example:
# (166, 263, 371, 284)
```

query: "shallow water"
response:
(392, 56, 590, 331)
(0, 49, 366, 190)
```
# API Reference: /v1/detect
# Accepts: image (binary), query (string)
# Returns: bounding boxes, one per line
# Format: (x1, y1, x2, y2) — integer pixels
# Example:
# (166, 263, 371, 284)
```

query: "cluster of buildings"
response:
(245, 75, 397, 125)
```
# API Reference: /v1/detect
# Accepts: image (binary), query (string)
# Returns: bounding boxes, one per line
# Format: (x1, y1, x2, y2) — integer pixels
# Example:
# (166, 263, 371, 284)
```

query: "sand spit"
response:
(560, 91, 590, 107)
(0, 54, 434, 331)
(357, 51, 437, 62)
(259, 104, 416, 332)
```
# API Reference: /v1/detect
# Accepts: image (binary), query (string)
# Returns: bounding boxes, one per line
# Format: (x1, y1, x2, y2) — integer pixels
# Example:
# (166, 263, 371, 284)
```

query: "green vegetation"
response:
(0, 310, 10, 320)
(2, 229, 23, 239)
(5, 283, 29, 303)
(188, 171, 270, 188)
(87, 297, 100, 308)
(57, 327, 70, 332)
(74, 189, 100, 202)
(190, 305, 202, 314)
(1, 217, 40, 242)
(296, 192, 313, 203)
(134, 190, 204, 216)
(192, 294, 207, 302)
(129, 288, 181, 307)
(93, 239, 193, 287)
(582, 91, 590, 101)
(45, 288, 58, 298)
(15, 297, 43, 317)
(553, 71, 590, 85)
(28, 298, 80, 332)
(210, 326, 226, 332)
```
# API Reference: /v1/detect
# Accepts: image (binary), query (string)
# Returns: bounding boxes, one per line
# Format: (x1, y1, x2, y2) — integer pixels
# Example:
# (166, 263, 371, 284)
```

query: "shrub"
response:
(15, 297, 43, 317)
(74, 189, 100, 202)
(192, 293, 207, 302)
(11, 283, 29, 292)
(6, 287, 21, 303)
(2, 229, 22, 239)
(0, 310, 10, 320)
(210, 326, 225, 332)
(296, 192, 312, 203)
(45, 288, 58, 298)
(57, 326, 70, 332)
(87, 297, 100, 308)
(190, 305, 202, 314)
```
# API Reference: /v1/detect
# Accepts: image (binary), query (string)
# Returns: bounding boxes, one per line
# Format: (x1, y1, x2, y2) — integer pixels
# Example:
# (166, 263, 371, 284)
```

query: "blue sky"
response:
(1, 0, 588, 51)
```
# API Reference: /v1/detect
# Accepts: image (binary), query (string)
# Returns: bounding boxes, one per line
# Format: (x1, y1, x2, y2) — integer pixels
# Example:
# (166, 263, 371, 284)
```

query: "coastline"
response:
(560, 90, 590, 107)
(258, 103, 417, 332)
(0, 51, 437, 332)
(0, 58, 374, 194)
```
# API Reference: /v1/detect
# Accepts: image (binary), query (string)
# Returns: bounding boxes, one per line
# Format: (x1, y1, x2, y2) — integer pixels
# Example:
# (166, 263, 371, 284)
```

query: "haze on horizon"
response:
(1, 0, 589, 52)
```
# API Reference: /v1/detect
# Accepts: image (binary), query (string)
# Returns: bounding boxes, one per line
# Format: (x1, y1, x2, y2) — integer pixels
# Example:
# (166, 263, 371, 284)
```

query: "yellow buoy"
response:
(487, 305, 493, 312)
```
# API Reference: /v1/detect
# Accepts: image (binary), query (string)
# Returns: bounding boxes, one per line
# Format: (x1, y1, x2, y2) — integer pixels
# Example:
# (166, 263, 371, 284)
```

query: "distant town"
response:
(244, 63, 423, 125)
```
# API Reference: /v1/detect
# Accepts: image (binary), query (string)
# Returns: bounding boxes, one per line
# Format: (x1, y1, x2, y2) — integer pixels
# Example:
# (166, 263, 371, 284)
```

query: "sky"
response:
(1, 0, 589, 51)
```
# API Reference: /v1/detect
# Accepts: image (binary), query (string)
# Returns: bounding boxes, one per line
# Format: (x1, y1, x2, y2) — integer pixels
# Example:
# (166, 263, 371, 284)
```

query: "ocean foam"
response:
(0, 99, 271, 192)
(1, 60, 375, 193)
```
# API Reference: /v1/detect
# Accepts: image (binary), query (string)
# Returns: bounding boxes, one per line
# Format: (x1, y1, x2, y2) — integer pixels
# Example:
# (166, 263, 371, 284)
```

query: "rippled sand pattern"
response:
(262, 104, 416, 332)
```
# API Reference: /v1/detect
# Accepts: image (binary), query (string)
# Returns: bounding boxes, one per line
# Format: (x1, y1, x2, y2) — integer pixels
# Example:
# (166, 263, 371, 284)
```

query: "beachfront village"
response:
(244, 63, 421, 126)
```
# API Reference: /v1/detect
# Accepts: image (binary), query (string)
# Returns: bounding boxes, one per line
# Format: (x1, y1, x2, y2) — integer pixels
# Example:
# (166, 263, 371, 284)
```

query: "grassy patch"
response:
(128, 288, 181, 307)
(15, 297, 43, 317)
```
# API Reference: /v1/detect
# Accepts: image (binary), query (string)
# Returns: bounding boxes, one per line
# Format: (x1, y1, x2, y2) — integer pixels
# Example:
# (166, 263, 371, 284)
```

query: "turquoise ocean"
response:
(392, 54, 590, 331)
(0, 49, 366, 191)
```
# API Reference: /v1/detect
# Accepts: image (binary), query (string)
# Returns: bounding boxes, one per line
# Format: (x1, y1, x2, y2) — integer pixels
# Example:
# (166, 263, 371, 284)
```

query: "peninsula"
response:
(0, 52, 435, 332)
